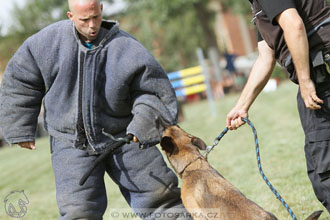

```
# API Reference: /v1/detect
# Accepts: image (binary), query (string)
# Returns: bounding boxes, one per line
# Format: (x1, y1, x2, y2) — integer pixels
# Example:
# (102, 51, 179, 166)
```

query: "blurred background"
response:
(0, 1, 329, 219)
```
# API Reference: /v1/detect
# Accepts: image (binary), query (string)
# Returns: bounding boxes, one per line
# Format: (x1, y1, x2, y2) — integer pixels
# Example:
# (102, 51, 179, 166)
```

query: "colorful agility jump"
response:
(167, 66, 207, 97)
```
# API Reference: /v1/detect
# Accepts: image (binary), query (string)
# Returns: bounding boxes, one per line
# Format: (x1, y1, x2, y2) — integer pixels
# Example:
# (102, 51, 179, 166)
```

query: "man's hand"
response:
(299, 78, 323, 110)
(18, 141, 36, 150)
(226, 108, 248, 130)
(132, 136, 139, 143)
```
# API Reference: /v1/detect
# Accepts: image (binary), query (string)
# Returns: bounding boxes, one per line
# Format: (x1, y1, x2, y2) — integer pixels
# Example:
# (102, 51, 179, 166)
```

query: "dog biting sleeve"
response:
(126, 55, 178, 146)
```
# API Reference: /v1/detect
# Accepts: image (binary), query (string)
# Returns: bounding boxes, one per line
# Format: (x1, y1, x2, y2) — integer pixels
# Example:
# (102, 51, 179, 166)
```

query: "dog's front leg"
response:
(181, 184, 214, 220)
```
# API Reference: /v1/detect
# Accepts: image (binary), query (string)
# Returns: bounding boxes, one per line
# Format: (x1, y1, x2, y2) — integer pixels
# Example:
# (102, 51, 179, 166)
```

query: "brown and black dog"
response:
(160, 125, 323, 220)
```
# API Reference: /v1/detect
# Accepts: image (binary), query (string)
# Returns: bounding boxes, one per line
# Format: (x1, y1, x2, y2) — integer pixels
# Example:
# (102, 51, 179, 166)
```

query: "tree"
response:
(221, 0, 251, 16)
(118, 0, 221, 71)
(124, 0, 218, 51)
(115, 6, 204, 71)
(0, 23, 3, 37)
(10, 0, 68, 35)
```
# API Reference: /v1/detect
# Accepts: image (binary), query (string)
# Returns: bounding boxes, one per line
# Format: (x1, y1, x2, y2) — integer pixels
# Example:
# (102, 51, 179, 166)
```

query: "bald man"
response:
(0, 0, 192, 219)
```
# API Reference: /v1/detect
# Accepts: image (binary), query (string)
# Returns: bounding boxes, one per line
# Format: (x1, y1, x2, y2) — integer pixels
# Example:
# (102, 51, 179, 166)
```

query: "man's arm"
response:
(276, 8, 323, 110)
(125, 47, 178, 146)
(0, 38, 45, 148)
(226, 40, 276, 130)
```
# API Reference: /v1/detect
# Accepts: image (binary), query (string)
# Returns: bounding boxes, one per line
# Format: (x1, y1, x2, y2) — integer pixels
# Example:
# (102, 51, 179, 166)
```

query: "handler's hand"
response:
(226, 109, 248, 130)
(18, 141, 36, 150)
(299, 78, 323, 110)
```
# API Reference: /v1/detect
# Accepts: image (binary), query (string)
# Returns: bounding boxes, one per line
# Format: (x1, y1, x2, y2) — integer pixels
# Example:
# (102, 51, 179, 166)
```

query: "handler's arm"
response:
(226, 40, 275, 130)
(276, 8, 323, 110)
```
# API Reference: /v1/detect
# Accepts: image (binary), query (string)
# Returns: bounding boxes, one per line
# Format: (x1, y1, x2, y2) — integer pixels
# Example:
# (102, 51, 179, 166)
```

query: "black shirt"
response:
(258, 0, 296, 24)
(254, 0, 296, 41)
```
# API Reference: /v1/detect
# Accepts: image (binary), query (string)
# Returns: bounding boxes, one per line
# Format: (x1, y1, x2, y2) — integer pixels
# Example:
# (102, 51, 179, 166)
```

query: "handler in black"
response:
(226, 0, 330, 212)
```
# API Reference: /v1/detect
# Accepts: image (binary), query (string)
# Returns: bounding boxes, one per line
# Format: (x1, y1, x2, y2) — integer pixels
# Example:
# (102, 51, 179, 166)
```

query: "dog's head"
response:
(161, 125, 207, 155)
(160, 125, 207, 175)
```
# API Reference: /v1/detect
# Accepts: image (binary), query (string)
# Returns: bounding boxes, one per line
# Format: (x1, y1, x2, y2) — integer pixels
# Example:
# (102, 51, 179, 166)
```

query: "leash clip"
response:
(205, 145, 213, 153)
(204, 138, 221, 158)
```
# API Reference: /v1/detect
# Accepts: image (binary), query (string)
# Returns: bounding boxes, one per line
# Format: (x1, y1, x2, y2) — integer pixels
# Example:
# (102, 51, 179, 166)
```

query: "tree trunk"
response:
(193, 2, 219, 51)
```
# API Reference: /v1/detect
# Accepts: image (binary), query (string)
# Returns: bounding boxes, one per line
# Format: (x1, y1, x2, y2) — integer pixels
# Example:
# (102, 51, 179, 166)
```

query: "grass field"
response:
(0, 80, 329, 220)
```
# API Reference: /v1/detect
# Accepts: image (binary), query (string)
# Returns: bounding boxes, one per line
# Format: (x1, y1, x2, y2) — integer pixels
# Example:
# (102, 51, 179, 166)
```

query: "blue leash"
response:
(205, 117, 297, 220)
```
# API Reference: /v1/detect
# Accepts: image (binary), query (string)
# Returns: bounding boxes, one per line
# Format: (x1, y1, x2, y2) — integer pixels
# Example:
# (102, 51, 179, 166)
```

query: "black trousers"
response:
(297, 72, 330, 212)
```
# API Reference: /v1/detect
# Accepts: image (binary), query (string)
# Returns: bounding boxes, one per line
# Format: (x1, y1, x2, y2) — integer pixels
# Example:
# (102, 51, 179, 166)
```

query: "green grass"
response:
(0, 80, 328, 219)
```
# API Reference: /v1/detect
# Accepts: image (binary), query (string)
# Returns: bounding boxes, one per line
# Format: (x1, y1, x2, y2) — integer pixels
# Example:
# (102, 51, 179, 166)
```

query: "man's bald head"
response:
(67, 0, 103, 42)
(68, 0, 100, 13)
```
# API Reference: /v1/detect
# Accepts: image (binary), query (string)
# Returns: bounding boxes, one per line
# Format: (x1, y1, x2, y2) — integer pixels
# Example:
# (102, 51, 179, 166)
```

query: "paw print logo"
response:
(4, 190, 29, 218)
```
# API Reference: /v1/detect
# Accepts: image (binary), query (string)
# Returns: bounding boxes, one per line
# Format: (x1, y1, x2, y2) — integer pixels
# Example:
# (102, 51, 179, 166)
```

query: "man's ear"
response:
(160, 136, 176, 155)
(67, 11, 73, 20)
(191, 137, 207, 150)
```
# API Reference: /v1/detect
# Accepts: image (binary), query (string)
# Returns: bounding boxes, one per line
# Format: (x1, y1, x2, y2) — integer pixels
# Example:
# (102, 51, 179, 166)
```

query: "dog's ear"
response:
(160, 136, 177, 155)
(306, 210, 323, 220)
(191, 137, 207, 150)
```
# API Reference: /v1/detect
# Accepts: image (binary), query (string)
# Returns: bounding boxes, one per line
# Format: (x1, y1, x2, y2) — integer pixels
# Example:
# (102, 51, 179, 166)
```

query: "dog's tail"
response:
(305, 210, 323, 220)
